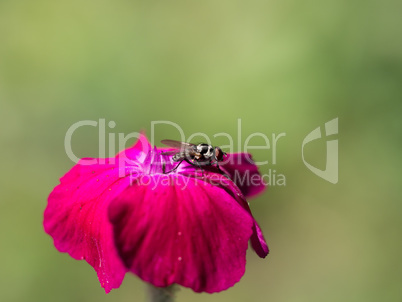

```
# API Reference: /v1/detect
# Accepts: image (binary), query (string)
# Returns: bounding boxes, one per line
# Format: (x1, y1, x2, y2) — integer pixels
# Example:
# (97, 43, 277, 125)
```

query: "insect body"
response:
(160, 140, 226, 174)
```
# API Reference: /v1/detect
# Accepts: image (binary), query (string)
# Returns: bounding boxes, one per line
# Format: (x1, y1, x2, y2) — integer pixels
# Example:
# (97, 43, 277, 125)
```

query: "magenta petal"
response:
(44, 158, 133, 293)
(108, 174, 254, 293)
(220, 153, 266, 198)
(250, 221, 269, 258)
(199, 172, 269, 258)
(229, 184, 269, 258)
(116, 133, 151, 164)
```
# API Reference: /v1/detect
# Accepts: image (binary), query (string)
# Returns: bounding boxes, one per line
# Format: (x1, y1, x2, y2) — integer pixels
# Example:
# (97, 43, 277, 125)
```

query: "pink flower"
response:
(44, 134, 268, 293)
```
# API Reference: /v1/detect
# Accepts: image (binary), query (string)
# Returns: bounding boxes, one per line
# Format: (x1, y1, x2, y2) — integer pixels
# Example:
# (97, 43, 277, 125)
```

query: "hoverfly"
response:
(160, 140, 227, 174)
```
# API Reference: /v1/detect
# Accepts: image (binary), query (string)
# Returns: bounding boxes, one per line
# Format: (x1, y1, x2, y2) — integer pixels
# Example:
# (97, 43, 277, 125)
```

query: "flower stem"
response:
(146, 284, 177, 302)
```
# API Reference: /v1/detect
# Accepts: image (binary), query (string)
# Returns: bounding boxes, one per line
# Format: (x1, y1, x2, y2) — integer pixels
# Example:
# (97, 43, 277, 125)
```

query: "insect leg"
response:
(194, 160, 205, 178)
(183, 158, 204, 178)
(164, 158, 185, 174)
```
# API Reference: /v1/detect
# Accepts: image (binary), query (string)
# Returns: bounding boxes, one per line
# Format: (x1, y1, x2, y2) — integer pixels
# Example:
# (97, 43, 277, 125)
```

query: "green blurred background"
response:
(1, 0, 401, 301)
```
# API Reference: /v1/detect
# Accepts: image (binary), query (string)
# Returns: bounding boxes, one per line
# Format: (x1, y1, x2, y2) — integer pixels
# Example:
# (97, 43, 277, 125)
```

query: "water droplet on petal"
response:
(178, 256, 182, 261)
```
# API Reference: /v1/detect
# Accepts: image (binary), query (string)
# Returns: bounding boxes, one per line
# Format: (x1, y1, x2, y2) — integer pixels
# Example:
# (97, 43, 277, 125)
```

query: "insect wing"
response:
(160, 140, 195, 150)
(159, 150, 180, 155)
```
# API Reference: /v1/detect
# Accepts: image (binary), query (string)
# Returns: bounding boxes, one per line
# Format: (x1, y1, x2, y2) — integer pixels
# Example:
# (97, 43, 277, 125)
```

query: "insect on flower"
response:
(44, 134, 269, 294)
(160, 140, 227, 174)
